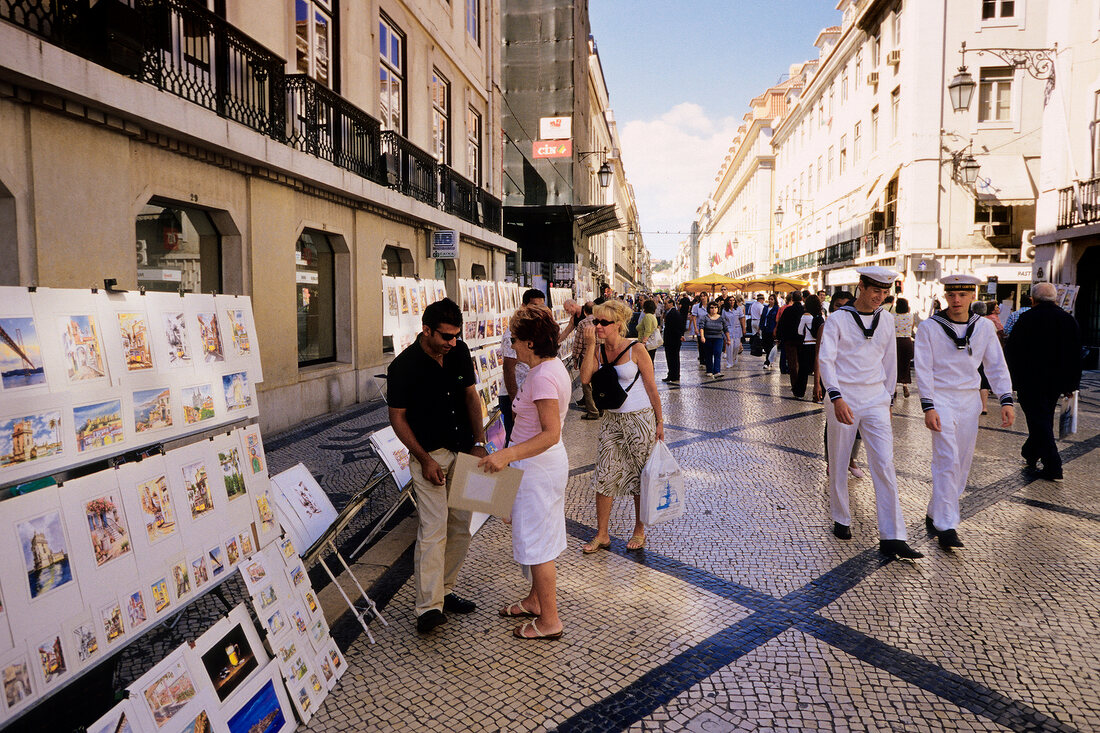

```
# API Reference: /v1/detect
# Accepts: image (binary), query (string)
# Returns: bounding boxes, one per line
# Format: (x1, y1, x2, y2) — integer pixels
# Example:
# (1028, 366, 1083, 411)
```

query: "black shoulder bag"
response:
(591, 340, 640, 410)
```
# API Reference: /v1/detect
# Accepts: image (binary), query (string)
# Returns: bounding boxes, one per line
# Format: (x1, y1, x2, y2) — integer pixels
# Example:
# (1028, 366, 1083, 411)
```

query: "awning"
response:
(865, 165, 900, 210)
(574, 204, 622, 238)
(974, 155, 1035, 206)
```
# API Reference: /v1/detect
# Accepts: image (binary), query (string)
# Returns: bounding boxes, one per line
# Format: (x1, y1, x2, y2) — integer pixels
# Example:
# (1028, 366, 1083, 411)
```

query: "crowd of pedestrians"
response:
(385, 272, 1083, 640)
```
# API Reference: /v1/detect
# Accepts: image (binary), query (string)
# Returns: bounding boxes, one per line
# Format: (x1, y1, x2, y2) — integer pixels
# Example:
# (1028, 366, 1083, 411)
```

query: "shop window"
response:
(975, 203, 1012, 237)
(296, 230, 335, 366)
(471, 263, 486, 280)
(295, 0, 334, 88)
(136, 200, 222, 294)
(379, 16, 404, 132)
(381, 244, 413, 276)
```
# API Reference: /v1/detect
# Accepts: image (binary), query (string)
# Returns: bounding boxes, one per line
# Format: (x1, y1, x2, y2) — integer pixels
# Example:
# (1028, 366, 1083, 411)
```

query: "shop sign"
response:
(539, 116, 572, 140)
(137, 268, 182, 282)
(296, 270, 319, 285)
(532, 140, 572, 159)
(432, 230, 459, 259)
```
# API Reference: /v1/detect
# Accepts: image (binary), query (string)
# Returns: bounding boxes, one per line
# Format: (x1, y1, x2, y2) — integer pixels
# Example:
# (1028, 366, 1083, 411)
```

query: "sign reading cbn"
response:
(532, 140, 572, 159)
(432, 230, 458, 259)
(539, 116, 572, 140)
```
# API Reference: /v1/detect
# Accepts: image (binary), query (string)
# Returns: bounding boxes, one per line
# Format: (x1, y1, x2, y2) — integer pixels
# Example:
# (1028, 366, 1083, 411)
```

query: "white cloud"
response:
(619, 103, 742, 260)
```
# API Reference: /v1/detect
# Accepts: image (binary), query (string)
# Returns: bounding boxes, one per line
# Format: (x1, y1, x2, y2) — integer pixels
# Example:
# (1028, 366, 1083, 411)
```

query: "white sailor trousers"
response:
(927, 388, 982, 531)
(825, 384, 907, 539)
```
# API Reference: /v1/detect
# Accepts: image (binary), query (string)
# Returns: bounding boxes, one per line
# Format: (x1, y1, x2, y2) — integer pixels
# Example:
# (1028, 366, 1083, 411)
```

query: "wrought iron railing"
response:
(439, 165, 478, 222)
(479, 190, 502, 233)
(284, 74, 383, 181)
(137, 0, 283, 136)
(0, 0, 63, 38)
(1057, 178, 1100, 229)
(883, 226, 897, 252)
(861, 232, 879, 257)
(380, 131, 438, 204)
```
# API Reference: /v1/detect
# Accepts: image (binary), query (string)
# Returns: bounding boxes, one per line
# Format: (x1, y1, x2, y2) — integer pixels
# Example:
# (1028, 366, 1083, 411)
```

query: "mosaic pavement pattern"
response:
(301, 346, 1099, 731)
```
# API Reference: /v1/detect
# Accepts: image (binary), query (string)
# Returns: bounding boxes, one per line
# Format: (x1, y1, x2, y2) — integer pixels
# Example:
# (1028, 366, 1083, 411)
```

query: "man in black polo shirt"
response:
(388, 298, 487, 633)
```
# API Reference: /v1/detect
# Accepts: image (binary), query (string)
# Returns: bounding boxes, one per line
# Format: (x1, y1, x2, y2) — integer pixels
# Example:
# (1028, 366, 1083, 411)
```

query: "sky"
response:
(588, 0, 843, 262)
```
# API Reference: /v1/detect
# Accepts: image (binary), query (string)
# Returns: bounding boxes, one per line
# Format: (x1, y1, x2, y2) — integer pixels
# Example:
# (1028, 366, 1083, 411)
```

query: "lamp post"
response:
(578, 148, 613, 189)
(948, 41, 1058, 112)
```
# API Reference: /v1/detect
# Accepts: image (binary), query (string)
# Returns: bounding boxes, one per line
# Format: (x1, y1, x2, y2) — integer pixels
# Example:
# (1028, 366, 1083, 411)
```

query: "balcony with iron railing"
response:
(1, 0, 503, 234)
(1057, 177, 1100, 229)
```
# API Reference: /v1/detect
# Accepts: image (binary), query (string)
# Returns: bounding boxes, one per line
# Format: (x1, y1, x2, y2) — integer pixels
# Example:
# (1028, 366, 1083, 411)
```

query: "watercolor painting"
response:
(255, 490, 275, 534)
(399, 285, 409, 315)
(34, 634, 67, 686)
(195, 312, 224, 363)
(17, 510, 73, 600)
(218, 447, 247, 501)
(255, 584, 277, 610)
(222, 372, 252, 412)
(225, 536, 239, 565)
(191, 555, 209, 589)
(71, 618, 99, 664)
(225, 308, 252, 356)
(263, 609, 284, 637)
(74, 399, 124, 453)
(207, 545, 225, 577)
(386, 285, 398, 316)
(136, 474, 175, 543)
(179, 710, 209, 733)
(87, 703, 136, 733)
(100, 601, 124, 644)
(140, 658, 196, 728)
(60, 314, 106, 383)
(0, 410, 62, 469)
(133, 387, 173, 433)
(162, 312, 191, 366)
(117, 313, 154, 371)
(126, 589, 147, 628)
(0, 316, 46, 391)
(150, 577, 170, 614)
(171, 560, 191, 599)
(238, 530, 253, 557)
(2, 654, 34, 710)
(245, 431, 264, 475)
(279, 537, 295, 559)
(181, 384, 216, 424)
(181, 460, 215, 519)
(83, 492, 132, 566)
(226, 678, 286, 733)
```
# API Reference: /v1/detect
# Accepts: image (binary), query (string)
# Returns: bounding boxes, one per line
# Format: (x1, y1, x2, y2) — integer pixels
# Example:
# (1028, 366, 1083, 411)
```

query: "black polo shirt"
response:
(387, 335, 477, 453)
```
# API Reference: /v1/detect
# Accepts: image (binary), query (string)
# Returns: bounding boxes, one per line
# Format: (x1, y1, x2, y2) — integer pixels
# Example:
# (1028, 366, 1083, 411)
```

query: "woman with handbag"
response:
(699, 302, 729, 379)
(722, 296, 746, 370)
(478, 306, 571, 639)
(579, 299, 665, 553)
(637, 299, 661, 363)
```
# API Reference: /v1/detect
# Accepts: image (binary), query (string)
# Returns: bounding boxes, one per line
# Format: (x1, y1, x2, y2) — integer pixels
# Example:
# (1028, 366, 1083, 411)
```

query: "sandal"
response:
(499, 601, 537, 618)
(513, 619, 563, 640)
(582, 540, 610, 554)
(626, 534, 646, 551)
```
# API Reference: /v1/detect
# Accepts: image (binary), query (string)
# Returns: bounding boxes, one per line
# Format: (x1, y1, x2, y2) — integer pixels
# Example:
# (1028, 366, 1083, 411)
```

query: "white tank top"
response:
(605, 345, 650, 413)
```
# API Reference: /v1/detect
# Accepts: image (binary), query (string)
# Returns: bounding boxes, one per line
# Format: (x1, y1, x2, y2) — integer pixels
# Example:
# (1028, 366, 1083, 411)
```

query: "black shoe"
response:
(1024, 459, 1039, 473)
(832, 522, 851, 540)
(1038, 470, 1064, 483)
(879, 539, 924, 560)
(416, 609, 446, 633)
(581, 413, 600, 420)
(443, 593, 476, 614)
(925, 516, 937, 536)
(937, 528, 964, 549)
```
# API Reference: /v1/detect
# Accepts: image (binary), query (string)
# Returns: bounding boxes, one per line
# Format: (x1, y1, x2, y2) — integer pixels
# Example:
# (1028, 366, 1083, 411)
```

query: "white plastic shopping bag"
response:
(640, 440, 685, 525)
(1059, 391, 1078, 439)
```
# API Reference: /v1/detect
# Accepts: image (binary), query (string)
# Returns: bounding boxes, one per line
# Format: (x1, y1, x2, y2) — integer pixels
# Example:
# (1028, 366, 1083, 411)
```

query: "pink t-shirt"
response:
(510, 358, 571, 444)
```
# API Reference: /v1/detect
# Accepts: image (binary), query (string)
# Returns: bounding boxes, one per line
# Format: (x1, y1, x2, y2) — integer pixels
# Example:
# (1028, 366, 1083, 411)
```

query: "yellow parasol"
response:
(678, 273, 742, 294)
(735, 276, 811, 294)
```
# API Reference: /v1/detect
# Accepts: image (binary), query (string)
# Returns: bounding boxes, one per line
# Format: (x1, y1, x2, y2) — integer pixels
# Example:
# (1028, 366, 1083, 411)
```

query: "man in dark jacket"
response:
(662, 297, 689, 383)
(776, 291, 806, 390)
(1004, 282, 1082, 481)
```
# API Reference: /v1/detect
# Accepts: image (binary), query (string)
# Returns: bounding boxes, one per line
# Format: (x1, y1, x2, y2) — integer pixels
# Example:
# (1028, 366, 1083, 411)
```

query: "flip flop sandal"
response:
(499, 602, 537, 618)
(513, 619, 563, 640)
(582, 540, 610, 554)
(626, 534, 646, 550)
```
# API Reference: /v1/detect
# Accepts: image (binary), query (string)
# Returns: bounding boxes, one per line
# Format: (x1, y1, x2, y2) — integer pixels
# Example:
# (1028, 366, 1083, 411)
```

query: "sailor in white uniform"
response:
(817, 266, 923, 559)
(915, 274, 1014, 550)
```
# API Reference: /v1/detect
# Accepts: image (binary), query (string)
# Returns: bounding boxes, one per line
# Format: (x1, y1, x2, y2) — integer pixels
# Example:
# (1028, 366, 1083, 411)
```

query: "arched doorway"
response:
(1075, 244, 1100, 368)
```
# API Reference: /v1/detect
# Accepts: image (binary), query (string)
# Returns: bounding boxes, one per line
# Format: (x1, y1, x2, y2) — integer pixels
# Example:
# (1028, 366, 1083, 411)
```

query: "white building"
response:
(771, 0, 1047, 313)
(1032, 0, 1100, 364)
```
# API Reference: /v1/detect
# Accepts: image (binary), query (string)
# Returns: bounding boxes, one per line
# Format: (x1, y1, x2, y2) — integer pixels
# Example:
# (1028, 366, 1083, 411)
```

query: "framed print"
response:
(121, 587, 149, 632)
(221, 371, 254, 414)
(251, 581, 280, 615)
(99, 598, 126, 647)
(238, 425, 267, 487)
(209, 432, 253, 528)
(194, 312, 225, 365)
(117, 456, 186, 578)
(194, 604, 269, 703)
(269, 463, 338, 550)
(322, 639, 346, 683)
(17, 506, 78, 594)
(221, 302, 254, 358)
(58, 313, 109, 386)
(85, 695, 140, 733)
(237, 528, 255, 560)
(144, 291, 194, 373)
(0, 306, 48, 393)
(301, 588, 322, 623)
(224, 536, 241, 568)
(222, 667, 293, 733)
(315, 649, 336, 691)
(28, 629, 71, 692)
(181, 458, 216, 522)
(0, 406, 65, 476)
(169, 557, 192, 604)
(129, 649, 202, 731)
(206, 544, 227, 581)
(277, 537, 296, 560)
(260, 606, 286, 638)
(180, 383, 217, 425)
(0, 646, 37, 719)
(239, 553, 271, 595)
(381, 277, 399, 337)
(73, 398, 125, 454)
(116, 311, 156, 375)
(149, 575, 171, 616)
(190, 554, 210, 591)
(251, 485, 280, 550)
(285, 560, 307, 591)
(63, 612, 103, 671)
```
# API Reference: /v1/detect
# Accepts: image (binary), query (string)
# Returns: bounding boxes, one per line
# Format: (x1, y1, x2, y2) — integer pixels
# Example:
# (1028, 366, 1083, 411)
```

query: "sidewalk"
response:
(269, 346, 1100, 732)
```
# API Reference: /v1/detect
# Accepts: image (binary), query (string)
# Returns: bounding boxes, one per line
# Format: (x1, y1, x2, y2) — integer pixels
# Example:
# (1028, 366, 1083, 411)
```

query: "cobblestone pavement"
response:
(294, 345, 1099, 733)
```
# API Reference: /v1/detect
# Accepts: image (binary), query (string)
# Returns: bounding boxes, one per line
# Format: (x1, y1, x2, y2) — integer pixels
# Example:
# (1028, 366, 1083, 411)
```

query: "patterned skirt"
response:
(593, 408, 657, 498)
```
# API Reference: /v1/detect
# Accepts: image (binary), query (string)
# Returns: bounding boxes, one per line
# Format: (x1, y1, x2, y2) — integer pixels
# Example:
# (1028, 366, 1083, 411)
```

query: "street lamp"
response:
(773, 204, 784, 227)
(948, 41, 1058, 112)
(947, 65, 975, 113)
(958, 154, 980, 187)
(597, 161, 612, 189)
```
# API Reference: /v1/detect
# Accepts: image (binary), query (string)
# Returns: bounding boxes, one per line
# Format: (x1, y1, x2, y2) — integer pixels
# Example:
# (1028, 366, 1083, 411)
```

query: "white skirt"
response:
(510, 441, 568, 566)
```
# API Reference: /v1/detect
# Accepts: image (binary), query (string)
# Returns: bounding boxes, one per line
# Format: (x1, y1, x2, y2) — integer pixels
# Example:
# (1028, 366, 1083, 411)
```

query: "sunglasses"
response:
(592, 319, 615, 327)
(433, 329, 459, 342)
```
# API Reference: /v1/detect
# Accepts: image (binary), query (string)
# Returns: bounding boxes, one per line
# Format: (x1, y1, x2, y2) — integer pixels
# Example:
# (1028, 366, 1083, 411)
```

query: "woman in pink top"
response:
(479, 306, 571, 640)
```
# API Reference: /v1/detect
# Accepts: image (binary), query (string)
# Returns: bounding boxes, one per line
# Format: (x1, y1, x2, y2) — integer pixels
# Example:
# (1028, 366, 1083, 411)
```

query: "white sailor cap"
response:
(856, 266, 901, 289)
(939, 273, 982, 291)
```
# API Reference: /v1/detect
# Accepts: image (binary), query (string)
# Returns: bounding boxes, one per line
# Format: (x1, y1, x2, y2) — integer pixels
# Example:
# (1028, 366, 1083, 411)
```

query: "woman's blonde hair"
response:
(593, 299, 633, 336)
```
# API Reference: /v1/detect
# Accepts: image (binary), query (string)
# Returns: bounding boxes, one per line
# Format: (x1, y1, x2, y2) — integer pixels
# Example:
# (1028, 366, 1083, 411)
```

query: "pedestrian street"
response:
(296, 348, 1100, 732)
